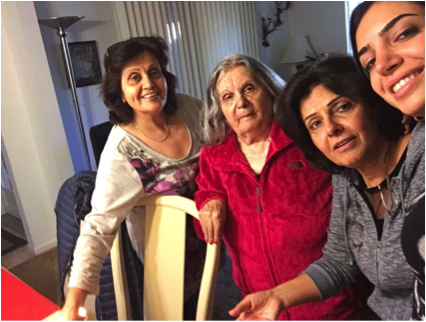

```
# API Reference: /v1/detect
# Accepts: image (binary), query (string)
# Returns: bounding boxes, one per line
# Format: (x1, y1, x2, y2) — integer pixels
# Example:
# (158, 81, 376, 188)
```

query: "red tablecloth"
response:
(1, 267, 59, 320)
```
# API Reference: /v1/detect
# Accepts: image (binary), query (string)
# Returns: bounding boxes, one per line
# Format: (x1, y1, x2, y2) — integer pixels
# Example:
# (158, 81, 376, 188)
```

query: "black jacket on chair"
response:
(55, 170, 144, 320)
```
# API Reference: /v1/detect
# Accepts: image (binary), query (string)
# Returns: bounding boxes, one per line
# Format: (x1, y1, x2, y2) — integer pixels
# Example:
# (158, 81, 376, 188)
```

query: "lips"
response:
(238, 112, 255, 120)
(390, 68, 424, 94)
(142, 92, 159, 99)
(333, 137, 355, 150)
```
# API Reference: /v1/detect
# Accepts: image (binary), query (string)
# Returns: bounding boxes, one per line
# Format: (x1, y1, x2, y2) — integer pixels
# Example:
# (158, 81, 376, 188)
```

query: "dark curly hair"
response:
(101, 36, 178, 124)
(276, 53, 404, 174)
(350, 1, 425, 76)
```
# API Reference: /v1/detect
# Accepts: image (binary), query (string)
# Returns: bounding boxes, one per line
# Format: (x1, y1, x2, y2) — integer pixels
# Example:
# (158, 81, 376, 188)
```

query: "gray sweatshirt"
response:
(305, 122, 425, 320)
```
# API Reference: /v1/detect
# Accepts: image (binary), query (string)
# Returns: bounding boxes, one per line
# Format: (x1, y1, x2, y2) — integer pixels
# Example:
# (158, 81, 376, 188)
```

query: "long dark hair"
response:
(101, 36, 178, 125)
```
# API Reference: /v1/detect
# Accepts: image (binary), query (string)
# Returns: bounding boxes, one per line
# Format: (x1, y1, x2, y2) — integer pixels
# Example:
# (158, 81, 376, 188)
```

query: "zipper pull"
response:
(256, 187, 261, 197)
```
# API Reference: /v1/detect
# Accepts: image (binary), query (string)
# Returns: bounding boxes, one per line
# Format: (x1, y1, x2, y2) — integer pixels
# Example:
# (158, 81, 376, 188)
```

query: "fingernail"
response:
(214, 240, 218, 244)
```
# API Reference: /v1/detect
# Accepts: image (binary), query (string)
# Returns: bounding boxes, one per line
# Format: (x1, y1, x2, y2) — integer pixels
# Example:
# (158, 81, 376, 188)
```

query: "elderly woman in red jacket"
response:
(194, 54, 362, 320)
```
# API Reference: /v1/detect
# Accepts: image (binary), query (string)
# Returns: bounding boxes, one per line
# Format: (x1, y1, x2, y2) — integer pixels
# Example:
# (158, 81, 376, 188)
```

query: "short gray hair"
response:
(202, 54, 286, 146)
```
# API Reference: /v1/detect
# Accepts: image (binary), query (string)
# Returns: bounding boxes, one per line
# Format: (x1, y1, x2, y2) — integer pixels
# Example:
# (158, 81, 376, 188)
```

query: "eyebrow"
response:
(357, 13, 418, 58)
(303, 95, 343, 122)
(217, 79, 255, 97)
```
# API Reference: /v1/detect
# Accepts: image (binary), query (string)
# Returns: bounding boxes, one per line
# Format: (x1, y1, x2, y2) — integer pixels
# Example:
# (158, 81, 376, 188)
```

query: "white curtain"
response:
(114, 1, 259, 99)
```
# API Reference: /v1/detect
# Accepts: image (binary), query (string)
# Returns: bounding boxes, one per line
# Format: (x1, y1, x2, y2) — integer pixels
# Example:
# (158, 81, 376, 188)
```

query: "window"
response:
(345, 1, 363, 53)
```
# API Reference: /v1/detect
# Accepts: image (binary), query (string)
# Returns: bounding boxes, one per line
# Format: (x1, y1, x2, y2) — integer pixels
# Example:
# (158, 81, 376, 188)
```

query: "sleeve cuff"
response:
(68, 274, 100, 295)
(303, 264, 339, 301)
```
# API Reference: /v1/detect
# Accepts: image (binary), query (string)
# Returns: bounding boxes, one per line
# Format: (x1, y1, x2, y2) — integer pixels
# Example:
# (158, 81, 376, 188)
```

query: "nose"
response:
(326, 119, 343, 137)
(142, 75, 155, 89)
(235, 93, 248, 109)
(375, 48, 401, 76)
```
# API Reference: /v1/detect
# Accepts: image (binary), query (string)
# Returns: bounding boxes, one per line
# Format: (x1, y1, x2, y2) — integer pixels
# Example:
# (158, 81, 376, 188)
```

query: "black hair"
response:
(101, 36, 178, 124)
(276, 53, 404, 174)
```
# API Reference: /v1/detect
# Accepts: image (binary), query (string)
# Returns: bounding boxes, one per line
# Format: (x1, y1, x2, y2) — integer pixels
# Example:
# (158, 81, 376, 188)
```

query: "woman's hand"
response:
(229, 290, 285, 321)
(229, 273, 321, 320)
(199, 199, 226, 244)
(60, 288, 88, 321)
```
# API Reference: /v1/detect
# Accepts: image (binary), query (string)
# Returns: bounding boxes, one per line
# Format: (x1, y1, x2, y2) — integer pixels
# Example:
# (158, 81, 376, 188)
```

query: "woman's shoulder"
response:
(199, 134, 236, 162)
(409, 121, 425, 151)
(175, 93, 203, 125)
(102, 124, 128, 152)
(175, 93, 204, 146)
(176, 93, 203, 112)
(331, 173, 350, 197)
(99, 124, 143, 165)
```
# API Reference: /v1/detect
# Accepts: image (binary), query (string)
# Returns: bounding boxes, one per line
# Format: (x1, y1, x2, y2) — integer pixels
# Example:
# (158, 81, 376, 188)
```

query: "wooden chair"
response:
(110, 195, 221, 320)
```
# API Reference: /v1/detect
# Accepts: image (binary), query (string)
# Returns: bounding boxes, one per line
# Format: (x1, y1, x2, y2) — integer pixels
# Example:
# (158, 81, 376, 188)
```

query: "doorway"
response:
(1, 150, 28, 256)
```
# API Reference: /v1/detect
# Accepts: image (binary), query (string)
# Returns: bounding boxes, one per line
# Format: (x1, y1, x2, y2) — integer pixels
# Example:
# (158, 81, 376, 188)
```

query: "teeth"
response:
(393, 72, 420, 93)
(143, 93, 158, 98)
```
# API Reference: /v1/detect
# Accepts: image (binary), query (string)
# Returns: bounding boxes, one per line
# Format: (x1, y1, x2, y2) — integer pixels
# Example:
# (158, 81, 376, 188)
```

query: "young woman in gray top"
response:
(351, 2, 425, 318)
(229, 54, 424, 320)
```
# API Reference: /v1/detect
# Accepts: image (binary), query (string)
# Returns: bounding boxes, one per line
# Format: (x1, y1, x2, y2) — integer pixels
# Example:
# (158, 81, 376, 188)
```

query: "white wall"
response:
(2, 2, 74, 254)
(1, 196, 6, 216)
(34, 1, 121, 172)
(255, 2, 292, 80)
(255, 1, 348, 81)
(289, 1, 347, 55)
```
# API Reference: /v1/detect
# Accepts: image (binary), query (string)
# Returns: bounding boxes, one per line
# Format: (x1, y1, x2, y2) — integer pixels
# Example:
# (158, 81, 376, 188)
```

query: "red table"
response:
(1, 267, 60, 320)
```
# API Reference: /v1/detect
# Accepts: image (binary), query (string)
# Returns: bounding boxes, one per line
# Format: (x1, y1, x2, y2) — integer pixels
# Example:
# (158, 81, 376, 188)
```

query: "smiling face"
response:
(300, 84, 384, 170)
(121, 51, 168, 116)
(216, 65, 274, 138)
(356, 1, 425, 117)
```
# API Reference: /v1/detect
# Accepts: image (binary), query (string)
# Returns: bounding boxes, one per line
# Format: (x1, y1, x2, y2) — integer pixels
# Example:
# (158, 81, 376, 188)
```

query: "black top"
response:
(352, 148, 407, 240)
(401, 195, 425, 320)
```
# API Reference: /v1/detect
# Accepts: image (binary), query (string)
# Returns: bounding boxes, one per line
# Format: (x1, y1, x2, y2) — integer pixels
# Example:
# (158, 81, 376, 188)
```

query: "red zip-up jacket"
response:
(194, 121, 362, 320)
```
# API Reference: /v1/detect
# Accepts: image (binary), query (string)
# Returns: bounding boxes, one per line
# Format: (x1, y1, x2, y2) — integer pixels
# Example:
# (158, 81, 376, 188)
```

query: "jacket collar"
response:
(209, 120, 293, 175)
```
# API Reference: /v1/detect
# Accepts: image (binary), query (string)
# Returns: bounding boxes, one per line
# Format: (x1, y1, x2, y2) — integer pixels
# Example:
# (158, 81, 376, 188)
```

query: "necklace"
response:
(382, 143, 399, 214)
(134, 119, 170, 142)
(374, 193, 382, 215)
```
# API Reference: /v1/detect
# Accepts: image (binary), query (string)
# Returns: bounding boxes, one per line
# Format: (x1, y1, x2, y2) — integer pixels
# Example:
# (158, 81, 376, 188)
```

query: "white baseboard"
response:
(33, 238, 57, 255)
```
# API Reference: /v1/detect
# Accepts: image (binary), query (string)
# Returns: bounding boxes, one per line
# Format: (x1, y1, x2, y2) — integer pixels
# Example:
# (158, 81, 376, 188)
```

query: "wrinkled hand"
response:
(229, 290, 285, 321)
(199, 199, 226, 244)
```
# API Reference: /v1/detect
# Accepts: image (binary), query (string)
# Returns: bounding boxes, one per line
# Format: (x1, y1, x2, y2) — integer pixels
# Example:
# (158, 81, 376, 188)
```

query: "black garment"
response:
(401, 195, 425, 320)
(351, 148, 407, 240)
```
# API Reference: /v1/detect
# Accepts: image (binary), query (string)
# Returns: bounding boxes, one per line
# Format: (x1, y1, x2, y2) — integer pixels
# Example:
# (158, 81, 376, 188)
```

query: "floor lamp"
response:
(38, 16, 92, 171)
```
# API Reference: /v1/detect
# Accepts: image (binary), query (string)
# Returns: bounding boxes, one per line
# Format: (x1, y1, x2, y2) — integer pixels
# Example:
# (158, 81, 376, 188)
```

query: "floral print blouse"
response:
(70, 94, 206, 300)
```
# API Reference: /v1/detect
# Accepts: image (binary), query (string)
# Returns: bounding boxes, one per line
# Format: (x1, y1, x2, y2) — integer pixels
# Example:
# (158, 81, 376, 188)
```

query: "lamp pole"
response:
(38, 16, 92, 171)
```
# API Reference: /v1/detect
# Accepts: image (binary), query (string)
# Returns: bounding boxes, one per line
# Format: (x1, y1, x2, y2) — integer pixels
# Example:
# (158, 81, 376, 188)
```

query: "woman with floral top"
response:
(60, 36, 206, 320)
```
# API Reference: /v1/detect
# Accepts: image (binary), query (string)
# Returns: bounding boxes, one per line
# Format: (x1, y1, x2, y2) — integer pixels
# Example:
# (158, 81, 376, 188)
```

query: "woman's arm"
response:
(194, 147, 228, 244)
(64, 145, 143, 319)
(229, 273, 320, 320)
(60, 288, 88, 320)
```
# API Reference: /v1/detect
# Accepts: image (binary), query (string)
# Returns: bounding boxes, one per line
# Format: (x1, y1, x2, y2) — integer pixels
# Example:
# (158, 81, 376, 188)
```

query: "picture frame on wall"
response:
(68, 41, 102, 88)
